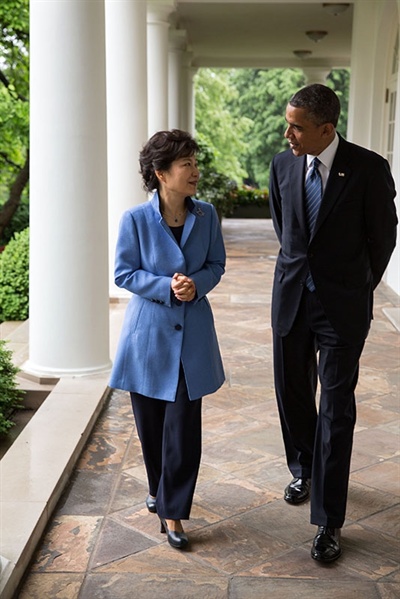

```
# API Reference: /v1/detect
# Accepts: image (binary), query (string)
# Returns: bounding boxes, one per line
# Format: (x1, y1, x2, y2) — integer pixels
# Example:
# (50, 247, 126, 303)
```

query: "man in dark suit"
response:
(269, 84, 397, 562)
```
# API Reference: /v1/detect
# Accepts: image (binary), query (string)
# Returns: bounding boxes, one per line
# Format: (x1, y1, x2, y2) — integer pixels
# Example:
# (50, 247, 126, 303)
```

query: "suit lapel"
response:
(290, 155, 308, 232)
(181, 209, 196, 247)
(151, 192, 196, 249)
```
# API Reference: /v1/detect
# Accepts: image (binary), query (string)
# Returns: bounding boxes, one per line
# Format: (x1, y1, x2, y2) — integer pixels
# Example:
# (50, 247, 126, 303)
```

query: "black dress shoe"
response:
(145, 495, 157, 513)
(311, 526, 342, 562)
(284, 477, 311, 504)
(159, 517, 188, 549)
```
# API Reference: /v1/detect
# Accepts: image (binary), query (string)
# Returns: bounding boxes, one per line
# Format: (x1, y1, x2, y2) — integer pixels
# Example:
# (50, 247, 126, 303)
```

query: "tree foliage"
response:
(326, 68, 350, 136)
(194, 68, 252, 182)
(229, 68, 306, 187)
(195, 67, 350, 190)
(0, 0, 30, 245)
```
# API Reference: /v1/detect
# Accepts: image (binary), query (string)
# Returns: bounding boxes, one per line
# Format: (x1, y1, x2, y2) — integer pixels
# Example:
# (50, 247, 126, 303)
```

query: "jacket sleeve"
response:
(114, 210, 173, 306)
(190, 205, 226, 302)
(269, 156, 283, 244)
(364, 156, 397, 289)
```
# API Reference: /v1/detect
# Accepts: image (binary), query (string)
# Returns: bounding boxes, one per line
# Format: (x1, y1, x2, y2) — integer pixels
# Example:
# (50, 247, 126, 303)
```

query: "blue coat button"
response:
(175, 324, 182, 331)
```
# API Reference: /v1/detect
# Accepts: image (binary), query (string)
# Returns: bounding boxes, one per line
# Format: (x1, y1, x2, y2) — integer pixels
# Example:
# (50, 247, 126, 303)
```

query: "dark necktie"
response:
(304, 157, 322, 291)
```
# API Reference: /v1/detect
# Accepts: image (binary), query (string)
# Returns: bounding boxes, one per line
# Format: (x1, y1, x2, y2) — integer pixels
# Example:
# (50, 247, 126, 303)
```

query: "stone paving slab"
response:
(15, 219, 400, 599)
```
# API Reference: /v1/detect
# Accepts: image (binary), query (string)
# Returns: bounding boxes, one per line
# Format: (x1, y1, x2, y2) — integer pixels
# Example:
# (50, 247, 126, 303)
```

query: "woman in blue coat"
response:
(109, 129, 226, 549)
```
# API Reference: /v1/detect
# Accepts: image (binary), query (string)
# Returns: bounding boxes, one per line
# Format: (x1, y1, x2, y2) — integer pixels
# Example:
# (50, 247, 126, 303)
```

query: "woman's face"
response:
(158, 155, 200, 199)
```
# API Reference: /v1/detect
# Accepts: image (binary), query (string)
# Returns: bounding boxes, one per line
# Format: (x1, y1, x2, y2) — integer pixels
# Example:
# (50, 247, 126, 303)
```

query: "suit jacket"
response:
(270, 135, 397, 344)
(109, 193, 226, 401)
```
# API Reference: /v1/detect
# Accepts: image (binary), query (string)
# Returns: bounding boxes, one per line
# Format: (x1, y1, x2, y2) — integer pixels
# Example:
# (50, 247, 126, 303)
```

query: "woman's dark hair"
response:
(139, 129, 200, 192)
(289, 84, 341, 128)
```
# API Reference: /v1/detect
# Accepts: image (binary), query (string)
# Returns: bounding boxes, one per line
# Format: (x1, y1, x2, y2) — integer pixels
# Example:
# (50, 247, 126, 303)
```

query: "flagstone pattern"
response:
(17, 220, 399, 599)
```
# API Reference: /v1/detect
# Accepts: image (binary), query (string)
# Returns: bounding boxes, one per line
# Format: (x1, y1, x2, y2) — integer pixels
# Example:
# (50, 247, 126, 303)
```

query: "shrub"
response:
(234, 187, 269, 207)
(0, 227, 29, 322)
(0, 199, 30, 246)
(0, 339, 23, 434)
(196, 136, 238, 219)
(197, 172, 238, 220)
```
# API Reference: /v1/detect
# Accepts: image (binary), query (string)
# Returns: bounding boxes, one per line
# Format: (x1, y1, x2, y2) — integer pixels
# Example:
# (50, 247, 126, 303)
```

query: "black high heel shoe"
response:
(145, 495, 157, 513)
(159, 517, 188, 549)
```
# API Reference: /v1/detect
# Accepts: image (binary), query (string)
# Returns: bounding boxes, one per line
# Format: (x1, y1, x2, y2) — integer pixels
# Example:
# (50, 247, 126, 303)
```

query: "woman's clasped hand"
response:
(171, 272, 196, 302)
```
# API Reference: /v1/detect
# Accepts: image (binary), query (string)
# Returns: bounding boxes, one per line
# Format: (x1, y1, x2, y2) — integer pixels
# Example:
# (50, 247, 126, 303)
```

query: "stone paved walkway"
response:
(17, 219, 399, 599)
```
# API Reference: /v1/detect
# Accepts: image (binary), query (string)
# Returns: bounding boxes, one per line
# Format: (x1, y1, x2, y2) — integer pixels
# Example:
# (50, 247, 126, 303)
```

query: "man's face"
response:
(284, 104, 332, 157)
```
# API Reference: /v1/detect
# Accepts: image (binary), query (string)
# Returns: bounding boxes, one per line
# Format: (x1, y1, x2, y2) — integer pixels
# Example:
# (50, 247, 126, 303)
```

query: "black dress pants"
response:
(273, 288, 365, 528)
(130, 367, 202, 520)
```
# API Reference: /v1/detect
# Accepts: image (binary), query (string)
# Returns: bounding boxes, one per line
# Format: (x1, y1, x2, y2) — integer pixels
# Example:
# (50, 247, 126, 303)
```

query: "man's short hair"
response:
(289, 84, 341, 127)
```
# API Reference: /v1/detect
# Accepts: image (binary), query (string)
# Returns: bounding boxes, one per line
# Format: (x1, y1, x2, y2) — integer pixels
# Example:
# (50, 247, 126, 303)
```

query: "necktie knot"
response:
(310, 157, 321, 177)
(313, 157, 321, 167)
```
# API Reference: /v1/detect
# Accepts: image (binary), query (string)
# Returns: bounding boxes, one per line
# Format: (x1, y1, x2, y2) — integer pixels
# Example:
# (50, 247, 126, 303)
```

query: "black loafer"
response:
(284, 477, 311, 504)
(311, 526, 342, 562)
(145, 495, 157, 513)
(159, 517, 188, 549)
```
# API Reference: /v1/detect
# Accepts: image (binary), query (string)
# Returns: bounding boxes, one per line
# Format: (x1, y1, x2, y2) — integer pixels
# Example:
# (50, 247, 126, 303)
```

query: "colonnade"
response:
(27, 0, 194, 377)
(25, 0, 400, 378)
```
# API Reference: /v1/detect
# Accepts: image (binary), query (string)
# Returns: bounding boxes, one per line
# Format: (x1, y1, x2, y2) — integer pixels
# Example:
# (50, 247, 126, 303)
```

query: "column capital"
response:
(147, 0, 176, 24)
(183, 51, 198, 79)
(169, 28, 187, 51)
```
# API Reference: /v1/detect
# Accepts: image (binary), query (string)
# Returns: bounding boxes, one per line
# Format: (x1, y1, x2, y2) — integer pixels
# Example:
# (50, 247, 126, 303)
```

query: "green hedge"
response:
(0, 339, 23, 434)
(198, 177, 270, 219)
(197, 172, 237, 219)
(234, 187, 269, 208)
(0, 227, 29, 323)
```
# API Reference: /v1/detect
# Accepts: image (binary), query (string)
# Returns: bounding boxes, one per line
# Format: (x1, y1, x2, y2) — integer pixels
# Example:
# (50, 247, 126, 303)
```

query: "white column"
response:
(168, 29, 187, 130)
(28, 0, 111, 377)
(387, 69, 400, 294)
(147, 0, 176, 136)
(180, 51, 193, 133)
(347, 0, 379, 145)
(186, 64, 198, 136)
(105, 0, 148, 297)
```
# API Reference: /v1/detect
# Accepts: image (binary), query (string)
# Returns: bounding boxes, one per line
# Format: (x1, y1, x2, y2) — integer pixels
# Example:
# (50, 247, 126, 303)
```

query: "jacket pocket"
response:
(274, 264, 285, 283)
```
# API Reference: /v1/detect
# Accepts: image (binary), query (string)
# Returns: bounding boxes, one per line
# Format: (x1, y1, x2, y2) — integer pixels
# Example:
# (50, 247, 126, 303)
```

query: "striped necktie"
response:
(304, 157, 322, 291)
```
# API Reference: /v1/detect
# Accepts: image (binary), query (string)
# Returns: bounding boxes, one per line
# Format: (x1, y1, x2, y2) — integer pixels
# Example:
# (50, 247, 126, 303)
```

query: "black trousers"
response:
(130, 367, 202, 520)
(273, 288, 365, 528)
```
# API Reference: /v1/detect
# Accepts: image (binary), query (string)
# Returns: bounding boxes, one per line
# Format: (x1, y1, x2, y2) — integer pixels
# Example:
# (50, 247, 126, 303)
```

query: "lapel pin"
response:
(195, 207, 205, 216)
(338, 172, 345, 177)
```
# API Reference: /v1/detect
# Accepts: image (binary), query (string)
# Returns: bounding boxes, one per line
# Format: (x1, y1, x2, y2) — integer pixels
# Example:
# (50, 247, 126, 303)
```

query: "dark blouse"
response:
(169, 224, 184, 245)
(169, 225, 185, 306)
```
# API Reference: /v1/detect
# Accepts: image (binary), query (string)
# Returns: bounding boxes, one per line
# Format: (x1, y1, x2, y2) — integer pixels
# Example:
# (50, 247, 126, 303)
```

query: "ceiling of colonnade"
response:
(173, 1, 354, 69)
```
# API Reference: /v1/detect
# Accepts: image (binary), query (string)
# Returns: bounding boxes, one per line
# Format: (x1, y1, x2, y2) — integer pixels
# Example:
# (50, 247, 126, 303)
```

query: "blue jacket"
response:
(109, 193, 226, 401)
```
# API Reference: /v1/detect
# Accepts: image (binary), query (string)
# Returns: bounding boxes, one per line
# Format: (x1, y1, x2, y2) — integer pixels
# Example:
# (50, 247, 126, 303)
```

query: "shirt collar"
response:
(307, 132, 339, 171)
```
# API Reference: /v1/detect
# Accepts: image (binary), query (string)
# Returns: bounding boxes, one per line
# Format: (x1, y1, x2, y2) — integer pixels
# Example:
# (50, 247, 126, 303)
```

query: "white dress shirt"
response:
(306, 133, 339, 193)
